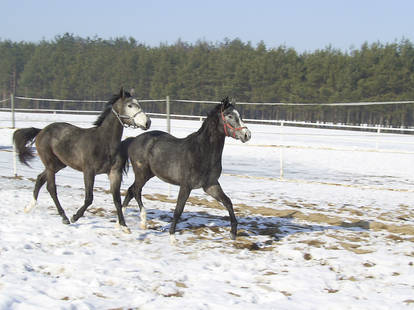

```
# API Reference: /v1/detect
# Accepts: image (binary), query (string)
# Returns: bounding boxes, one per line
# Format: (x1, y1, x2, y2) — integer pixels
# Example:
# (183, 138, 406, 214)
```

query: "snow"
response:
(0, 111, 414, 309)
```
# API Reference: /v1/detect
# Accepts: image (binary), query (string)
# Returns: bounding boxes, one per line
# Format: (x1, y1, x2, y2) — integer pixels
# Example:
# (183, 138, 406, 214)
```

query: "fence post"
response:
(166, 95, 170, 133)
(13, 142, 17, 177)
(279, 121, 284, 179)
(376, 126, 381, 150)
(166, 95, 171, 197)
(10, 93, 18, 176)
(11, 93, 15, 129)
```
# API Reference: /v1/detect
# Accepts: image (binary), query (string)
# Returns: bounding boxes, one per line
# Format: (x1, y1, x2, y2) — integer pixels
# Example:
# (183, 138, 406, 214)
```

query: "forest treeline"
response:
(1, 33, 414, 126)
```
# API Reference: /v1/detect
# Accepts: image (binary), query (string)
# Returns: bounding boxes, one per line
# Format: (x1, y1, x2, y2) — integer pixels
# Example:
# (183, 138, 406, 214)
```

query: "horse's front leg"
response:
(204, 182, 238, 240)
(169, 185, 191, 244)
(109, 168, 130, 233)
(71, 170, 95, 223)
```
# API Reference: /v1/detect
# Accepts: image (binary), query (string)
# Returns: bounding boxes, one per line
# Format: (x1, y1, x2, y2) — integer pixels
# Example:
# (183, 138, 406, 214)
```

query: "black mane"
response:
(196, 97, 234, 135)
(94, 91, 132, 127)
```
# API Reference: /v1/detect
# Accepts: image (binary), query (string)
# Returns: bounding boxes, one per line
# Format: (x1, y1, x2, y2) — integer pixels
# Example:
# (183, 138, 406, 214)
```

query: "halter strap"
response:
(221, 109, 247, 138)
(112, 108, 141, 129)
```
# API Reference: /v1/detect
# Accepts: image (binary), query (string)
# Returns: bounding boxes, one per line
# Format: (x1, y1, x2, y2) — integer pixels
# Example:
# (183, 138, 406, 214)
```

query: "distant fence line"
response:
(3, 108, 414, 135)
(2, 97, 414, 190)
(2, 94, 414, 132)
(6, 95, 414, 106)
(15, 96, 106, 103)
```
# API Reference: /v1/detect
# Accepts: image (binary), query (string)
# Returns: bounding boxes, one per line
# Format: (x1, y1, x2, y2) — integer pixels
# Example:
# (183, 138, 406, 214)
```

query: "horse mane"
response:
(197, 97, 234, 134)
(94, 90, 132, 127)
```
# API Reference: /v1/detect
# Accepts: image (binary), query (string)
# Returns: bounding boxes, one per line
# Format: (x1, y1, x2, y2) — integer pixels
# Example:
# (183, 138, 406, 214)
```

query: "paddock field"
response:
(0, 112, 413, 309)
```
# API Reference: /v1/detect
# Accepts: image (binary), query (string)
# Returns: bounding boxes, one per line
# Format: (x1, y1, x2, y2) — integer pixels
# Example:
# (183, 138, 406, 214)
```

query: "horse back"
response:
(36, 122, 112, 172)
(127, 130, 176, 161)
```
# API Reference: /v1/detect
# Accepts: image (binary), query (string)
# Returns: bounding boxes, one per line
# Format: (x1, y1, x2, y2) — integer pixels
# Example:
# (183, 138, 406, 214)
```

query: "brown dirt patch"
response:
(136, 193, 414, 237)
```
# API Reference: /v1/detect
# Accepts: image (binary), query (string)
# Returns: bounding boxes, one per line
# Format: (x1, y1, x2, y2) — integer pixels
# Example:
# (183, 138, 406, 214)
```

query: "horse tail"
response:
(119, 137, 135, 175)
(13, 127, 42, 166)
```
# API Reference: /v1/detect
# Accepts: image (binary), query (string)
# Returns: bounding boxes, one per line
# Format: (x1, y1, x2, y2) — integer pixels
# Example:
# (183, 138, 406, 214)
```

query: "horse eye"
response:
(228, 115, 233, 119)
(128, 104, 133, 108)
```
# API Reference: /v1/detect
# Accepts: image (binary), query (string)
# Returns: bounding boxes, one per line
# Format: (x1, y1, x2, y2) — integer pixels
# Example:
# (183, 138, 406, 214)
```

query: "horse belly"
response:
(157, 175, 180, 186)
(153, 166, 181, 186)
(149, 158, 181, 186)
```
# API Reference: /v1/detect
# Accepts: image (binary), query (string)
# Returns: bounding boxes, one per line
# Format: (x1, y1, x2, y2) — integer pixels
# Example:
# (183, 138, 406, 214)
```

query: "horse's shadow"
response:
(122, 206, 370, 248)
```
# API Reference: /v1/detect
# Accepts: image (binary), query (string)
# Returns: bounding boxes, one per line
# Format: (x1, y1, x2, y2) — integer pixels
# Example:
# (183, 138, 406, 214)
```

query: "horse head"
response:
(112, 87, 151, 130)
(219, 97, 251, 143)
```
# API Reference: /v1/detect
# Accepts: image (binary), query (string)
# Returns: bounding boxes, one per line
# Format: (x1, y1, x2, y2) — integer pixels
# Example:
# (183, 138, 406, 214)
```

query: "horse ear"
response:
(119, 87, 125, 99)
(221, 97, 230, 109)
(130, 88, 135, 96)
(231, 98, 236, 106)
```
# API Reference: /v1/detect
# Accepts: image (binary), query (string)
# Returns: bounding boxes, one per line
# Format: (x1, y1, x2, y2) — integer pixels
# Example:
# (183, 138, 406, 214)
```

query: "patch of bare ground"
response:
(325, 288, 339, 293)
(152, 281, 185, 298)
(182, 225, 276, 252)
(298, 239, 326, 248)
(155, 193, 414, 237)
(87, 207, 117, 217)
(119, 192, 414, 250)
(4, 175, 25, 180)
(340, 207, 364, 217)
(338, 242, 374, 254)
(10, 176, 414, 248)
(326, 232, 370, 243)
(280, 290, 292, 296)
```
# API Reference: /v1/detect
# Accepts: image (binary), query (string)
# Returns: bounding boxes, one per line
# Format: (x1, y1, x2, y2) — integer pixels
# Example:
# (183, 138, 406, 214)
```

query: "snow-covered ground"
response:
(0, 111, 414, 309)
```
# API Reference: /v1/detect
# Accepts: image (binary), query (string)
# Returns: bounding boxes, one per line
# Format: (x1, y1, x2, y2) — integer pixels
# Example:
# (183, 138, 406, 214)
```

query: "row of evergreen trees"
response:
(1, 33, 414, 126)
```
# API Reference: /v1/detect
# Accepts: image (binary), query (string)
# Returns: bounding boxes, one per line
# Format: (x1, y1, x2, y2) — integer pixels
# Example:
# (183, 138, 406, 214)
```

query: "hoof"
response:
(169, 234, 178, 245)
(24, 199, 37, 213)
(230, 232, 237, 240)
(70, 215, 78, 223)
(140, 208, 147, 230)
(62, 218, 71, 225)
(121, 226, 131, 234)
(116, 223, 131, 234)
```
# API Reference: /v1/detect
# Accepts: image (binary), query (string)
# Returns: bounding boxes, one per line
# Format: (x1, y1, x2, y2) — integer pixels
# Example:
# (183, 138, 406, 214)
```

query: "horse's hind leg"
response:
(131, 181, 148, 230)
(126, 169, 154, 229)
(123, 163, 154, 229)
(122, 183, 147, 229)
(204, 182, 238, 240)
(25, 170, 47, 213)
(122, 182, 135, 209)
(71, 170, 95, 224)
(135, 184, 147, 230)
(46, 168, 70, 225)
(122, 182, 148, 229)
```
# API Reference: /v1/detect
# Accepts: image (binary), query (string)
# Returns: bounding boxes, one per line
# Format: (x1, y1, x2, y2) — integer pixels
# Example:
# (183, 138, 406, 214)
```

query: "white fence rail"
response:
(3, 94, 414, 132)
(2, 95, 414, 192)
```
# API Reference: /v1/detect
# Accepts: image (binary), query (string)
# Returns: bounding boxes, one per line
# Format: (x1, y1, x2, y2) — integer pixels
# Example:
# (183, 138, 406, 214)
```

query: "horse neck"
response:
(99, 111, 124, 150)
(196, 117, 225, 159)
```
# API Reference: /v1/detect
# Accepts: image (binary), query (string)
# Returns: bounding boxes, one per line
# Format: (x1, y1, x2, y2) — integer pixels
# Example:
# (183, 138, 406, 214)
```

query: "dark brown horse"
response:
(13, 88, 151, 232)
(117, 97, 251, 243)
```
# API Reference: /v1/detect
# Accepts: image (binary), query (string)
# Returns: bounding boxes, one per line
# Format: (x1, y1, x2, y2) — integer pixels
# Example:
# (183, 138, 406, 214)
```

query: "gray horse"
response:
(13, 88, 151, 232)
(117, 97, 251, 242)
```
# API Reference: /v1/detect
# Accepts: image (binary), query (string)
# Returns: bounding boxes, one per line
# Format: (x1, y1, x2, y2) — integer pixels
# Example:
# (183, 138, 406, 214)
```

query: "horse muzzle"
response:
(133, 113, 151, 130)
(237, 128, 251, 143)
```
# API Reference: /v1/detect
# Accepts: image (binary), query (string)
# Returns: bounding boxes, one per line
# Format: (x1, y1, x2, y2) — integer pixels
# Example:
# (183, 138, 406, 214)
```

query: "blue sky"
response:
(1, 0, 414, 52)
